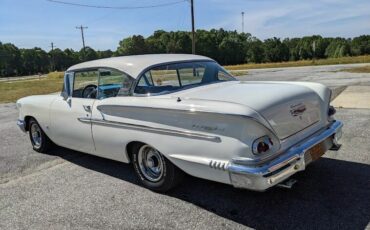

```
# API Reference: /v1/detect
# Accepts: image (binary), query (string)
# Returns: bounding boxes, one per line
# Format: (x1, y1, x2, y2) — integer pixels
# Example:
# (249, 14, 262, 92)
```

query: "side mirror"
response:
(61, 91, 69, 101)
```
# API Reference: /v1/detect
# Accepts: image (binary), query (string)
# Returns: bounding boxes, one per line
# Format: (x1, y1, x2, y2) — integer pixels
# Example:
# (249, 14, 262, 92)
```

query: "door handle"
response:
(83, 105, 91, 112)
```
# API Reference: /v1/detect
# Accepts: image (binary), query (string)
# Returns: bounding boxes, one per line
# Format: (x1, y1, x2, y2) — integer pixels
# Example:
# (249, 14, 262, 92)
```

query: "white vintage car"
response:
(17, 54, 343, 192)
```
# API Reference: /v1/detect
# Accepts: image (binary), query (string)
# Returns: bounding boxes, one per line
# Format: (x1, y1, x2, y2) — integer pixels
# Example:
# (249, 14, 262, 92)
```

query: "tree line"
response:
(1, 29, 370, 77)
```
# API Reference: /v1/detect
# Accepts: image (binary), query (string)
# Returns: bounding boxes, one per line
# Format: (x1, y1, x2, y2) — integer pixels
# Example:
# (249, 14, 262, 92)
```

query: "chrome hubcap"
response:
(138, 145, 164, 182)
(30, 123, 42, 148)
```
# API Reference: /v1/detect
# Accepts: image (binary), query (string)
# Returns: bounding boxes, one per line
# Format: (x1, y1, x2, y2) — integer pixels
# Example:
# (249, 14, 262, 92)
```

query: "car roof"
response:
(67, 54, 214, 78)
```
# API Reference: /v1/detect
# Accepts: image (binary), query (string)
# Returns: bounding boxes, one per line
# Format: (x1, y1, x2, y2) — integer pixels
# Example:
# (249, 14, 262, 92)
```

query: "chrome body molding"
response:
(78, 117, 222, 143)
(17, 119, 26, 133)
(228, 120, 343, 191)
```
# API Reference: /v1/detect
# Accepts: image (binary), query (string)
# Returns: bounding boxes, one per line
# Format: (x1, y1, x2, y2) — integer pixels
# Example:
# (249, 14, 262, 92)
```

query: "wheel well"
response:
(126, 141, 144, 163)
(24, 116, 34, 131)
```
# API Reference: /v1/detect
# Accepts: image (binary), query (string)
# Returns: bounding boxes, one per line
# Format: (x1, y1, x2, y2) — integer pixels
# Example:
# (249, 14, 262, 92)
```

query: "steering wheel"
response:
(81, 84, 97, 98)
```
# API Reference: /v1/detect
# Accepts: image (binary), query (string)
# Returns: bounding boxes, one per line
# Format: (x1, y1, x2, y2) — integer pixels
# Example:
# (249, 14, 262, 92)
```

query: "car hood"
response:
(174, 81, 325, 139)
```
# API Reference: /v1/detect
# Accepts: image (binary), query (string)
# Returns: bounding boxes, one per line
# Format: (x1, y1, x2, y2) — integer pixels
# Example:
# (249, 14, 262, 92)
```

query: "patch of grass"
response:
(341, 65, 370, 73)
(229, 70, 248, 76)
(47, 71, 64, 79)
(224, 55, 370, 71)
(0, 77, 63, 103)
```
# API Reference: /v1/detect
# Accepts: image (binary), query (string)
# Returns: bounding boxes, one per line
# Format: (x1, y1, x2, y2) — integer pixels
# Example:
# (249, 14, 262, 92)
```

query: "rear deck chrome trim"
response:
(78, 117, 221, 143)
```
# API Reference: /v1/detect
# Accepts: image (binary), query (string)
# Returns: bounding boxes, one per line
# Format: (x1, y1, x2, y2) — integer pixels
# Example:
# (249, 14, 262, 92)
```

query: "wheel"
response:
(28, 118, 53, 153)
(132, 144, 184, 192)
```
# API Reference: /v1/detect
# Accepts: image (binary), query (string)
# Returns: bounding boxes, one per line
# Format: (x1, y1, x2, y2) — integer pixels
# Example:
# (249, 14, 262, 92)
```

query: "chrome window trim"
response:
(77, 117, 222, 143)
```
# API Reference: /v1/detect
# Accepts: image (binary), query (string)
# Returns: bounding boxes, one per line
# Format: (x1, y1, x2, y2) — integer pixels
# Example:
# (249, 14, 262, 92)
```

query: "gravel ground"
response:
(0, 64, 369, 230)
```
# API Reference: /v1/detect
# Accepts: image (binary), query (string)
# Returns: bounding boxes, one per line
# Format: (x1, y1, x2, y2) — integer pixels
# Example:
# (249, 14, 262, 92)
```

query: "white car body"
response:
(17, 54, 343, 191)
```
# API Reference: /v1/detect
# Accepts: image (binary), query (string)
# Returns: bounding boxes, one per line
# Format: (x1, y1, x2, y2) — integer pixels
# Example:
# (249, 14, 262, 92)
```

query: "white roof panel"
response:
(67, 54, 213, 78)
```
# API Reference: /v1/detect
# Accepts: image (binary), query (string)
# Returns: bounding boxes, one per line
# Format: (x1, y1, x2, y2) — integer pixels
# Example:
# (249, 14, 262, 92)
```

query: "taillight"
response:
(252, 136, 274, 155)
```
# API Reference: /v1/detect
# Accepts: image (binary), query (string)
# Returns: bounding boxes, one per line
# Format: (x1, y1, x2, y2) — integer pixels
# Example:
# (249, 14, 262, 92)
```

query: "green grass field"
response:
(0, 77, 63, 103)
(1, 55, 370, 103)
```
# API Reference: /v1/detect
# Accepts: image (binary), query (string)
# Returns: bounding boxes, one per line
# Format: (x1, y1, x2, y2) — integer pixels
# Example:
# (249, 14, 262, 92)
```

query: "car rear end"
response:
(226, 82, 343, 191)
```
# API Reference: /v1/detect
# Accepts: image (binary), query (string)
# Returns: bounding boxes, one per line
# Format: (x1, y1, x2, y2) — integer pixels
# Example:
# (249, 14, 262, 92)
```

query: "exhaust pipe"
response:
(277, 178, 297, 189)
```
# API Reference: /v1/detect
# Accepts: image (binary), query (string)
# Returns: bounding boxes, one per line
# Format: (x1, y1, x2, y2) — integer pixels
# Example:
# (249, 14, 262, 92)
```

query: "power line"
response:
(46, 0, 187, 10)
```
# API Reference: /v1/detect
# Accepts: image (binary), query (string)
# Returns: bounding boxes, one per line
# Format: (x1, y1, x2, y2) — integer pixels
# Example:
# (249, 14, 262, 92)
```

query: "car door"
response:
(50, 70, 98, 154)
(90, 68, 134, 161)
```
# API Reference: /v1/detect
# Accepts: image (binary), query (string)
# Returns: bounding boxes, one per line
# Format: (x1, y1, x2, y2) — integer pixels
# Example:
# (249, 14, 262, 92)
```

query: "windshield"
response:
(134, 61, 235, 95)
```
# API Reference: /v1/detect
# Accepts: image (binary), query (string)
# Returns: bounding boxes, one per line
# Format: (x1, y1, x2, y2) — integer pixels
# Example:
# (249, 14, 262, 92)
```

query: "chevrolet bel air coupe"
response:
(17, 54, 343, 192)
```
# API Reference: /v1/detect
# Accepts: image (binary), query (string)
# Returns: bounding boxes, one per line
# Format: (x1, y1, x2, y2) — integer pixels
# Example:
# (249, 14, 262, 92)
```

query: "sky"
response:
(0, 0, 369, 51)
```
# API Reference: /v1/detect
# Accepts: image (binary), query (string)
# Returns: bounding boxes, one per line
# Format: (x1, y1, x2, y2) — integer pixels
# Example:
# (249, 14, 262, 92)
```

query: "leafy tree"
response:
(116, 35, 147, 56)
(79, 46, 98, 61)
(21, 48, 49, 74)
(264, 37, 289, 62)
(63, 48, 79, 67)
(97, 50, 113, 59)
(244, 37, 265, 63)
(351, 35, 370, 55)
(218, 32, 245, 65)
(325, 38, 351, 58)
(49, 48, 68, 71)
(0, 43, 22, 76)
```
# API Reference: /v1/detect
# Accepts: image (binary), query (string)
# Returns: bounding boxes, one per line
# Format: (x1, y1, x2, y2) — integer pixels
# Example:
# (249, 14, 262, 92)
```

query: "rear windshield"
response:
(134, 61, 235, 95)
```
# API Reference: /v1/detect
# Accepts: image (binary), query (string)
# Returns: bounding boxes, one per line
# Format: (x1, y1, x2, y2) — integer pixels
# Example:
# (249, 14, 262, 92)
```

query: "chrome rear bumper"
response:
(17, 119, 26, 132)
(228, 120, 343, 191)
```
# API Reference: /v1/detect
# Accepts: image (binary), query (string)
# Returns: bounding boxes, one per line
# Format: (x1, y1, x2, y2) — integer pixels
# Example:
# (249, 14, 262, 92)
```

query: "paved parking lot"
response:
(1, 64, 369, 229)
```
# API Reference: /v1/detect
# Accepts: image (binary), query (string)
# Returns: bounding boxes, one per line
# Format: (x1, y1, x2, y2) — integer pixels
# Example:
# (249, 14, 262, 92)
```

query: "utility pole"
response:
(50, 42, 55, 71)
(241, 12, 245, 33)
(312, 40, 316, 63)
(190, 0, 195, 54)
(76, 25, 88, 59)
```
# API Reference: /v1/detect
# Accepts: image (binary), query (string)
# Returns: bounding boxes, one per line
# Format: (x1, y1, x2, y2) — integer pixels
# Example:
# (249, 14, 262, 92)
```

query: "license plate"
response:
(307, 141, 326, 162)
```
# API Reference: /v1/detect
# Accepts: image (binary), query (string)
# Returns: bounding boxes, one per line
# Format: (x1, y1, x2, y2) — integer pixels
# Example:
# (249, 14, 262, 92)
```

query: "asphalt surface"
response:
(1, 64, 370, 229)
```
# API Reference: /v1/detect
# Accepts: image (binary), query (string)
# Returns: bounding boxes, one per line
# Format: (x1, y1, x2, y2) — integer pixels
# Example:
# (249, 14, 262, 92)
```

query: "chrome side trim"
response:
(78, 118, 221, 143)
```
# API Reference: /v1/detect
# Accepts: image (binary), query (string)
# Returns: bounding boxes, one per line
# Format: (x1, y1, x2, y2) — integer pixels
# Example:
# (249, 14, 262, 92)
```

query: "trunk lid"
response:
(175, 81, 323, 139)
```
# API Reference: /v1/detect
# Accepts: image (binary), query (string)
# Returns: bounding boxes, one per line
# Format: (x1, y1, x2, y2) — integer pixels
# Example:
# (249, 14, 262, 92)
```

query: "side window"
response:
(134, 61, 235, 95)
(72, 70, 99, 98)
(134, 66, 180, 95)
(137, 72, 154, 87)
(151, 68, 180, 87)
(178, 63, 205, 86)
(98, 69, 133, 99)
(217, 70, 234, 81)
